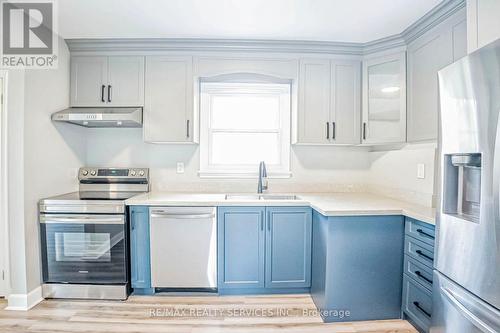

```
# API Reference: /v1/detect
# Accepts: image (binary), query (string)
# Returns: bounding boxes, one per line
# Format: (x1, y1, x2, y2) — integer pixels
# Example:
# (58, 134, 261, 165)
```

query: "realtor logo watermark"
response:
(1, 0, 58, 68)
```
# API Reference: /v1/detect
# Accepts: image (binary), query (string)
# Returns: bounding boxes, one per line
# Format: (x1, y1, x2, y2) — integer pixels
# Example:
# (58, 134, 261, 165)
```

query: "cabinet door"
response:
(107, 56, 145, 107)
(129, 206, 151, 290)
(407, 11, 466, 142)
(265, 207, 312, 288)
(144, 56, 194, 143)
(217, 207, 265, 289)
(331, 60, 361, 145)
(298, 59, 331, 144)
(467, 0, 500, 53)
(70, 56, 107, 106)
(362, 52, 406, 144)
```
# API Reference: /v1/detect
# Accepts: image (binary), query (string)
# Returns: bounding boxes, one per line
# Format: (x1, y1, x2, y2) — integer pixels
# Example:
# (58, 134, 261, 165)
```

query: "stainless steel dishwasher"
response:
(149, 207, 217, 290)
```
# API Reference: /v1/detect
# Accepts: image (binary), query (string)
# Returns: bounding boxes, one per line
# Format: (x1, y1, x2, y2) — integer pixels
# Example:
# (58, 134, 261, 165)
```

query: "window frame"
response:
(199, 81, 291, 178)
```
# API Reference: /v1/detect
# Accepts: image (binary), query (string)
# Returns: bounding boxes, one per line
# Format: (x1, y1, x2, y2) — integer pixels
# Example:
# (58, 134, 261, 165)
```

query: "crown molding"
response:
(66, 38, 364, 55)
(401, 0, 466, 44)
(66, 0, 465, 56)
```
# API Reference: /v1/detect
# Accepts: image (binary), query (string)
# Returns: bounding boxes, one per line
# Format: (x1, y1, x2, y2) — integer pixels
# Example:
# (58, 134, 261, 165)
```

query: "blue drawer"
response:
(405, 236, 434, 268)
(403, 255, 433, 291)
(405, 218, 435, 247)
(402, 274, 432, 333)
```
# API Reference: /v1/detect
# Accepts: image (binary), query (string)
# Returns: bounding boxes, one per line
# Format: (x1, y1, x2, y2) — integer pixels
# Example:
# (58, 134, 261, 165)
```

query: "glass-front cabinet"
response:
(362, 51, 407, 144)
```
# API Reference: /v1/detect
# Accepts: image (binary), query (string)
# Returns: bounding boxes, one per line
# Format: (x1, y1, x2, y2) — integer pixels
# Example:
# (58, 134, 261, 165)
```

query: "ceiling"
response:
(59, 0, 444, 43)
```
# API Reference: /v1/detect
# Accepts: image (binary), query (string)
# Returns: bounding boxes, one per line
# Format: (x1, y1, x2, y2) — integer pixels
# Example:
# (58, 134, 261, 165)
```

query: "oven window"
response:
(41, 221, 127, 284)
(55, 232, 111, 262)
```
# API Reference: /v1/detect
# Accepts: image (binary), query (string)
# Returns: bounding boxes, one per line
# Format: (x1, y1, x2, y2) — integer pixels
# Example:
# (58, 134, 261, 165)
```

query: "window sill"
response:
(198, 171, 292, 179)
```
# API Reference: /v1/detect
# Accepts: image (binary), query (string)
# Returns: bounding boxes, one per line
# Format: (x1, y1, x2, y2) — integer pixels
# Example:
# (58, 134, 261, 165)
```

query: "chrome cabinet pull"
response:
(332, 122, 336, 140)
(326, 122, 330, 139)
(363, 122, 367, 140)
(186, 120, 190, 138)
(107, 85, 112, 102)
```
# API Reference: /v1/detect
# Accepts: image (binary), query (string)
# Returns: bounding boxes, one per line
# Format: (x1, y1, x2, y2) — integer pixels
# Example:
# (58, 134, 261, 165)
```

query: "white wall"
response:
(367, 143, 437, 207)
(86, 128, 371, 193)
(85, 130, 437, 207)
(4, 38, 87, 299)
(22, 39, 87, 292)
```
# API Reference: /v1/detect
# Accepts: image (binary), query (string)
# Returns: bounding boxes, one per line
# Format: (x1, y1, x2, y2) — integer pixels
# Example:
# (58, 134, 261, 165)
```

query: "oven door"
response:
(40, 214, 127, 284)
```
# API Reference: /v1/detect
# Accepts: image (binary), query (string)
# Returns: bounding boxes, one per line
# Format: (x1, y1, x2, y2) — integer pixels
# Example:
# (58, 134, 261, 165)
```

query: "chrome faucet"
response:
(257, 161, 268, 194)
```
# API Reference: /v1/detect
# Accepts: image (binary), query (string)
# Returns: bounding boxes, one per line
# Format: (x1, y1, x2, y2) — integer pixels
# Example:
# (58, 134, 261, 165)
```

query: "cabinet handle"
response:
(363, 122, 367, 140)
(107, 85, 112, 102)
(186, 120, 190, 138)
(267, 220, 271, 231)
(415, 271, 433, 284)
(332, 122, 336, 140)
(260, 220, 263, 231)
(101, 85, 106, 103)
(416, 228, 435, 239)
(413, 301, 431, 318)
(326, 122, 330, 139)
(416, 249, 434, 261)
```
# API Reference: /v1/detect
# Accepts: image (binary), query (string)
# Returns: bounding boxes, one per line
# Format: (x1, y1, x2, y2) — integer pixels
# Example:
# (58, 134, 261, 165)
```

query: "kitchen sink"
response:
(225, 194, 299, 201)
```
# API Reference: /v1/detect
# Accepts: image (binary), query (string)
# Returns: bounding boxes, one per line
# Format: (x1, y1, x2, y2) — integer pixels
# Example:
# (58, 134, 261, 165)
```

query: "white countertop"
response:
(126, 192, 436, 225)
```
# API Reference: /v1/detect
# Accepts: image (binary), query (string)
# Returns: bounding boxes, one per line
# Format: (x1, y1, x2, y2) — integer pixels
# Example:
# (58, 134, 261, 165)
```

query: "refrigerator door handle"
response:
(441, 287, 500, 333)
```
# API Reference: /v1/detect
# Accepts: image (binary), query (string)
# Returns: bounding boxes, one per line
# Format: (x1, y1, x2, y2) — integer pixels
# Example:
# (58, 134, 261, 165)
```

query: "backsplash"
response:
(83, 128, 436, 206)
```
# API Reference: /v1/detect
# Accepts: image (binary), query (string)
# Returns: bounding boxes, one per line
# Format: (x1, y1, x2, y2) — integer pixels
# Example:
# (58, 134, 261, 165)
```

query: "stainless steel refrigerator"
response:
(432, 39, 500, 332)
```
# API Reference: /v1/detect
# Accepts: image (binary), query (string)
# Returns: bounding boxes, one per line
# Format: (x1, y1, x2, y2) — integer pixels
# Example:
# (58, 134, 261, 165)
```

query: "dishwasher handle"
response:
(150, 212, 215, 219)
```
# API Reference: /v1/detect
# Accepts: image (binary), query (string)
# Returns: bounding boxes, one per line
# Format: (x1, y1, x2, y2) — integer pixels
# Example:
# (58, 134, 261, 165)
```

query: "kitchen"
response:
(0, 0, 499, 332)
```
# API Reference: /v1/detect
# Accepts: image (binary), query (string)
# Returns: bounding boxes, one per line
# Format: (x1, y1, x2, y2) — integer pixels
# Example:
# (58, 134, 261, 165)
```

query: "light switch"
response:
(176, 162, 185, 174)
(417, 163, 425, 179)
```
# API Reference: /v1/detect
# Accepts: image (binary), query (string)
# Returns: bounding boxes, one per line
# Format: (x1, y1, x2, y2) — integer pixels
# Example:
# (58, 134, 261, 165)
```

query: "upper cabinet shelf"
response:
(71, 56, 145, 107)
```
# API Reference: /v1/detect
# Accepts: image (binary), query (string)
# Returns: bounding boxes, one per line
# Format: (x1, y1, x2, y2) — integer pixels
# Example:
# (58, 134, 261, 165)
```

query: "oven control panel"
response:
(79, 167, 149, 180)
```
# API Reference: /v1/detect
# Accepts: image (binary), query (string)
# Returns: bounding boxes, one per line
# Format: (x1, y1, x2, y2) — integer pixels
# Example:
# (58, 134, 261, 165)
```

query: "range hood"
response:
(51, 107, 143, 128)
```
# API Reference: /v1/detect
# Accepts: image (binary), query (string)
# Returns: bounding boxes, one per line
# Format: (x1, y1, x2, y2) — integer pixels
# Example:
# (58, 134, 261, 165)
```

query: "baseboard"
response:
(6, 285, 43, 311)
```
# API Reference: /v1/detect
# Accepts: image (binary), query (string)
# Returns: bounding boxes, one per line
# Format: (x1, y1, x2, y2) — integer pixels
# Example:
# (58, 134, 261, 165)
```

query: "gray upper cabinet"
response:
(467, 0, 500, 53)
(362, 51, 407, 145)
(331, 60, 361, 144)
(70, 56, 107, 106)
(297, 58, 361, 145)
(407, 9, 467, 142)
(298, 59, 331, 144)
(107, 57, 145, 107)
(70, 56, 144, 107)
(143, 56, 196, 143)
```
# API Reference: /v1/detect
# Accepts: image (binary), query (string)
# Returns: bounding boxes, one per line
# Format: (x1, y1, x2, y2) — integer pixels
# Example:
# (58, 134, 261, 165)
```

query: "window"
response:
(199, 81, 291, 178)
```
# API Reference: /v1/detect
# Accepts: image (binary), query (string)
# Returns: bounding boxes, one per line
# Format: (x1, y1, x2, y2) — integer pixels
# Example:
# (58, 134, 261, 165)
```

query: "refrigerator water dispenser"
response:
(443, 153, 481, 222)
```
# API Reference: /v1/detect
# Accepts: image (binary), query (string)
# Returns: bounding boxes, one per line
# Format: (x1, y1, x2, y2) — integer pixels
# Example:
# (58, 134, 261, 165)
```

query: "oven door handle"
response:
(40, 215, 125, 224)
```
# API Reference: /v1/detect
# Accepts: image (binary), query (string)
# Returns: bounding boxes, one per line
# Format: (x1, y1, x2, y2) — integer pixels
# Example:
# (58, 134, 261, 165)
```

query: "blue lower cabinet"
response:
(129, 206, 154, 295)
(402, 217, 435, 333)
(218, 206, 312, 294)
(217, 207, 266, 289)
(311, 212, 405, 322)
(266, 207, 312, 288)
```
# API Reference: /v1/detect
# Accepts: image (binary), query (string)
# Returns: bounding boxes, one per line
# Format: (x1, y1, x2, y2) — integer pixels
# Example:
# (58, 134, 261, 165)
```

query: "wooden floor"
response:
(0, 294, 418, 333)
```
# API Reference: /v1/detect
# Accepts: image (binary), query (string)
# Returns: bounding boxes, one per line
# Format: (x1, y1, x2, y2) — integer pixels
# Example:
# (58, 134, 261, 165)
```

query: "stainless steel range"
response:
(39, 167, 149, 300)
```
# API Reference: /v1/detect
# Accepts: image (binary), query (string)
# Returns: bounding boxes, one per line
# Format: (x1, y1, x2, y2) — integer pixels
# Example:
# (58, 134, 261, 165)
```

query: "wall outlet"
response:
(176, 162, 185, 174)
(417, 163, 425, 179)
